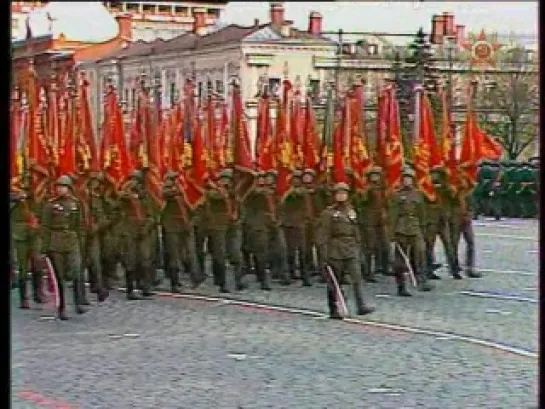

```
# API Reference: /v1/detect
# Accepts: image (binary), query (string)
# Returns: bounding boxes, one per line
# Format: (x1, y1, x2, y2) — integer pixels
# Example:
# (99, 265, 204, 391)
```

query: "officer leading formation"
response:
(10, 72, 538, 321)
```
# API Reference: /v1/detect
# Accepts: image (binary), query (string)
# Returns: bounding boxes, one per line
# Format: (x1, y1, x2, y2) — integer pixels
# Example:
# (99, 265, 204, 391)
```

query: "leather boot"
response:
(417, 274, 434, 291)
(397, 283, 412, 297)
(31, 272, 45, 304)
(354, 284, 375, 316)
(18, 278, 30, 309)
(233, 266, 248, 291)
(73, 279, 88, 314)
(466, 268, 482, 278)
(260, 269, 272, 291)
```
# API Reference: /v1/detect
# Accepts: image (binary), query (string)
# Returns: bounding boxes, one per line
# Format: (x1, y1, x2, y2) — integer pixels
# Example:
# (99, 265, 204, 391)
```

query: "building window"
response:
(142, 4, 154, 13)
(109, 2, 122, 12)
(126, 3, 139, 13)
(215, 80, 224, 95)
(197, 82, 203, 98)
(169, 83, 176, 105)
(208, 8, 220, 19)
(309, 79, 320, 100)
(131, 88, 136, 110)
(367, 44, 378, 56)
(158, 4, 171, 14)
(174, 6, 188, 16)
(124, 89, 129, 108)
(11, 18, 19, 31)
(268, 78, 280, 95)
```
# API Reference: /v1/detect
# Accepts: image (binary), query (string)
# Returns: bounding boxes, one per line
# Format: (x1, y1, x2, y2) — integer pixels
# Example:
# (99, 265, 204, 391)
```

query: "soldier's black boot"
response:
(466, 268, 482, 278)
(233, 265, 248, 291)
(417, 273, 434, 292)
(300, 269, 312, 287)
(327, 287, 343, 320)
(18, 278, 30, 309)
(213, 261, 230, 293)
(72, 279, 88, 315)
(427, 265, 442, 280)
(397, 283, 412, 297)
(56, 281, 69, 320)
(170, 269, 182, 293)
(31, 272, 45, 304)
(261, 270, 272, 291)
(126, 271, 144, 300)
(354, 286, 375, 316)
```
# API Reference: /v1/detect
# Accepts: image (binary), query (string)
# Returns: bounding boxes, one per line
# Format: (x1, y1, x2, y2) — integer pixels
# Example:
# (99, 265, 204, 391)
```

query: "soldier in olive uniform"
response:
(41, 175, 87, 319)
(357, 167, 391, 282)
(317, 182, 375, 319)
(243, 172, 279, 289)
(203, 169, 247, 293)
(303, 170, 331, 281)
(118, 170, 156, 300)
(280, 169, 312, 286)
(517, 162, 537, 218)
(389, 168, 433, 296)
(498, 161, 517, 218)
(10, 187, 44, 309)
(100, 179, 123, 290)
(425, 168, 460, 280)
(83, 173, 110, 302)
(161, 171, 206, 292)
(451, 173, 482, 278)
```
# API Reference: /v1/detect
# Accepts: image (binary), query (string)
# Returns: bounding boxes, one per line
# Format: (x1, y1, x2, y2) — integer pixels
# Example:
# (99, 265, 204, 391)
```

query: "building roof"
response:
(94, 19, 334, 63)
(19, 2, 119, 43)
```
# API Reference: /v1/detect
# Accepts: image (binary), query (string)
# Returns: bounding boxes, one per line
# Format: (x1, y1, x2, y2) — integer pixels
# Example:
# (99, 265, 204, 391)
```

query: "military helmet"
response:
(165, 171, 179, 181)
(332, 182, 350, 192)
(402, 167, 416, 178)
(130, 170, 144, 181)
(367, 166, 383, 176)
(56, 175, 73, 187)
(293, 169, 303, 178)
(219, 168, 234, 179)
(430, 166, 447, 175)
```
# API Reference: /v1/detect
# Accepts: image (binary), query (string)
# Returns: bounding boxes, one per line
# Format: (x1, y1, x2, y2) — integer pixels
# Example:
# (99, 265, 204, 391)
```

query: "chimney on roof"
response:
(193, 8, 207, 36)
(115, 13, 132, 40)
(443, 12, 455, 36)
(270, 2, 285, 28)
(455, 24, 465, 46)
(430, 14, 445, 44)
(308, 11, 322, 36)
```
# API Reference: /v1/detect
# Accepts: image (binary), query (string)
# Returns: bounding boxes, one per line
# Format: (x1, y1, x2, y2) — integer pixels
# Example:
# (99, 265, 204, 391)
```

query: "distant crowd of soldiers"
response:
(472, 158, 539, 220)
(10, 157, 539, 320)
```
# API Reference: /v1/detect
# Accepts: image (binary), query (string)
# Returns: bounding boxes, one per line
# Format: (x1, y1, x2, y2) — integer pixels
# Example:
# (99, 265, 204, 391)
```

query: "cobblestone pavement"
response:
(11, 218, 538, 408)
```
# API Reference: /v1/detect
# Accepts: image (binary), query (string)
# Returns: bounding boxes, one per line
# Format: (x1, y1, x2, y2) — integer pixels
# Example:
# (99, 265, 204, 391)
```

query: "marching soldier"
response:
(426, 168, 460, 280)
(100, 178, 123, 290)
(280, 169, 312, 286)
(304, 170, 331, 281)
(452, 172, 482, 278)
(389, 168, 433, 296)
(358, 167, 390, 282)
(118, 170, 156, 300)
(317, 182, 374, 319)
(41, 175, 87, 319)
(83, 173, 109, 302)
(243, 171, 279, 289)
(10, 187, 44, 309)
(203, 169, 247, 293)
(161, 171, 206, 292)
(264, 170, 290, 283)
(498, 161, 517, 218)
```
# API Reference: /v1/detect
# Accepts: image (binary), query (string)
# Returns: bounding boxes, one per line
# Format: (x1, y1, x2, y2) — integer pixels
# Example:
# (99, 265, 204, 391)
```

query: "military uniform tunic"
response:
(317, 204, 367, 313)
(388, 186, 427, 285)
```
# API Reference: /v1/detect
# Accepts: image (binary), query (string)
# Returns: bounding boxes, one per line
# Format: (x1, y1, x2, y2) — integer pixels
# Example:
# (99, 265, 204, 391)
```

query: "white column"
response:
(161, 68, 168, 109)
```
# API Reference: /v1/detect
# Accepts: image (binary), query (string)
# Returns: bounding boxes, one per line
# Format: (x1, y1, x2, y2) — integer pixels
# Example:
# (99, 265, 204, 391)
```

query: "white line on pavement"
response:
(474, 223, 525, 229)
(475, 268, 536, 276)
(459, 290, 538, 304)
(475, 233, 536, 241)
(114, 287, 537, 359)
